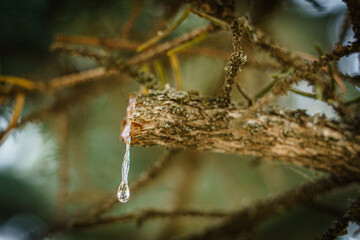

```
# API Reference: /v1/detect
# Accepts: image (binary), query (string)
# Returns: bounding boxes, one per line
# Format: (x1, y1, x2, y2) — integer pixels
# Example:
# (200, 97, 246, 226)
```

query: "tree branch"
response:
(126, 87, 360, 177)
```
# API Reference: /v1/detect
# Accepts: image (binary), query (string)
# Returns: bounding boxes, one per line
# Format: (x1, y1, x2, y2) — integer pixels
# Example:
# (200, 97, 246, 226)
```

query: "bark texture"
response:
(125, 87, 360, 177)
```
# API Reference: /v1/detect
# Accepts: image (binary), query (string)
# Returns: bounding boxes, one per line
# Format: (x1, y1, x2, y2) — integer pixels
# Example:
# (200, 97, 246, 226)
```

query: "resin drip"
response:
(117, 97, 136, 203)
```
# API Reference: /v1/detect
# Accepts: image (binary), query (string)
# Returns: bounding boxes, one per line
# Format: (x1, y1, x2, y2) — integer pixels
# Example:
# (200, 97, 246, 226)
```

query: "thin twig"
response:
(137, 6, 192, 52)
(190, 9, 229, 30)
(0, 68, 119, 96)
(185, 176, 360, 240)
(289, 88, 317, 99)
(54, 34, 139, 50)
(222, 18, 247, 106)
(0, 92, 26, 144)
(166, 30, 208, 56)
(153, 60, 166, 87)
(73, 208, 229, 229)
(0, 75, 44, 90)
(129, 25, 217, 65)
(235, 82, 252, 105)
(48, 67, 118, 91)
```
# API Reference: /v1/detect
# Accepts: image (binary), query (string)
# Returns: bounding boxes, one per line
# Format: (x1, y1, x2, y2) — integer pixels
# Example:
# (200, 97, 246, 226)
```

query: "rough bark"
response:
(125, 87, 360, 177)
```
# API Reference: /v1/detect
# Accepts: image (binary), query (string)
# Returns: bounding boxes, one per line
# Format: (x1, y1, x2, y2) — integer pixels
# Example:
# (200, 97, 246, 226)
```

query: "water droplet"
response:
(117, 137, 131, 203)
(117, 181, 130, 203)
(117, 97, 135, 203)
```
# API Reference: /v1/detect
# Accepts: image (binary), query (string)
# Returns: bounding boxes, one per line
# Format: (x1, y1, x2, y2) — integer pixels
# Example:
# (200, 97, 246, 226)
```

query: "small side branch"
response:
(73, 208, 228, 229)
(222, 18, 247, 106)
(235, 82, 252, 105)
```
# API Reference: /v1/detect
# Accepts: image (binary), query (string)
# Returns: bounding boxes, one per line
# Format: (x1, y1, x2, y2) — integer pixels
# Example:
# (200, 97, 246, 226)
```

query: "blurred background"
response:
(0, 0, 359, 239)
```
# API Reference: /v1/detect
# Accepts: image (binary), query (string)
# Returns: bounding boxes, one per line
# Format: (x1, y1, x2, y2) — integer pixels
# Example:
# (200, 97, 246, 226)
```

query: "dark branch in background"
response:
(73, 208, 229, 229)
(316, 193, 360, 240)
(185, 176, 360, 240)
(65, 176, 360, 239)
(128, 87, 360, 177)
(50, 43, 159, 89)
(235, 82, 253, 105)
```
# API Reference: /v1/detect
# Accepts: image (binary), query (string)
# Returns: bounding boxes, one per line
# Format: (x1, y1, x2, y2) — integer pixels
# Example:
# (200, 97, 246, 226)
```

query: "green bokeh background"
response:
(0, 0, 359, 239)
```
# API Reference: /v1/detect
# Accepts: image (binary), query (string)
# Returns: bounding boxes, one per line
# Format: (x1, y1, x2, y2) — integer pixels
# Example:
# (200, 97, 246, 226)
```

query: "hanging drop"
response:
(117, 137, 131, 203)
(117, 97, 135, 203)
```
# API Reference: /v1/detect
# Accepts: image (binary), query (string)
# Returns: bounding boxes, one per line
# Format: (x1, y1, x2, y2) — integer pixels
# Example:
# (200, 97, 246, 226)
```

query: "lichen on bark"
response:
(126, 87, 360, 177)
